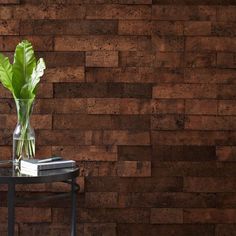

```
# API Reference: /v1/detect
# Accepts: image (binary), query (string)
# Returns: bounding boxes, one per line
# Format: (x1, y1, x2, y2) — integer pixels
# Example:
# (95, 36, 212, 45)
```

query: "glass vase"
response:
(13, 98, 35, 166)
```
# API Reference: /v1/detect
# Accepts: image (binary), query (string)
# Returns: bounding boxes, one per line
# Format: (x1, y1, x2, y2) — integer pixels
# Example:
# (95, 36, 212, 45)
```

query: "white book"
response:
(20, 166, 76, 176)
(20, 167, 50, 176)
(20, 159, 76, 171)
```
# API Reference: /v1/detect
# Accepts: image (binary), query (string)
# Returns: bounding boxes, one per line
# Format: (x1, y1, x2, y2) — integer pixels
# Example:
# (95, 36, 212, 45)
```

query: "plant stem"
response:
(14, 99, 35, 163)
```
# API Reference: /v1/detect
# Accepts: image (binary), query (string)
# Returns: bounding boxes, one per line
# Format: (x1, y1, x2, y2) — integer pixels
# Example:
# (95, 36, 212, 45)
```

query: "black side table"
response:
(0, 164, 79, 236)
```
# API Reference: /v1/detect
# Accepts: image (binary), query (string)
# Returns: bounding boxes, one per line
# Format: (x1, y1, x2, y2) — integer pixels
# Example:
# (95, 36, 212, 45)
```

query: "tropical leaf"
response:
(31, 58, 46, 93)
(0, 40, 46, 99)
(0, 53, 13, 94)
(12, 40, 36, 98)
(20, 58, 46, 98)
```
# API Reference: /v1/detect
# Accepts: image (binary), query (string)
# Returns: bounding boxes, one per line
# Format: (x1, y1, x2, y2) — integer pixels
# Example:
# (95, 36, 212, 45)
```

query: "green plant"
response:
(0, 40, 45, 99)
(0, 40, 46, 162)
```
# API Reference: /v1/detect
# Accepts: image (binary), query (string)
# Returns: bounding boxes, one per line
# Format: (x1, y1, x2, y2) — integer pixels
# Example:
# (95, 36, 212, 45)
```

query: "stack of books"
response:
(20, 157, 76, 176)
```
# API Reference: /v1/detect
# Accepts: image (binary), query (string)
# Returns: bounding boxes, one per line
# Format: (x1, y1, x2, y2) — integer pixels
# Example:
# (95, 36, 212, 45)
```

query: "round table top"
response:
(0, 163, 79, 184)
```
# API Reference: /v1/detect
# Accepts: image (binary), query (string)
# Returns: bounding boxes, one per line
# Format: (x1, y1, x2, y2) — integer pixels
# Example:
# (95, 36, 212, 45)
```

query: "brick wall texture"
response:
(1, 0, 236, 235)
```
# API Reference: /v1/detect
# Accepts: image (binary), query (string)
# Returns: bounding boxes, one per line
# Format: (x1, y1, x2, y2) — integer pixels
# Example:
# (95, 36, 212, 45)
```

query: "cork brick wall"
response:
(0, 0, 236, 235)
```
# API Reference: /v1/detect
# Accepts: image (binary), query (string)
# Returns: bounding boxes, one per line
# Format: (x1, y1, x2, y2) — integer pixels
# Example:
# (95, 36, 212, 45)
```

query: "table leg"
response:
(71, 178, 77, 236)
(8, 183, 15, 236)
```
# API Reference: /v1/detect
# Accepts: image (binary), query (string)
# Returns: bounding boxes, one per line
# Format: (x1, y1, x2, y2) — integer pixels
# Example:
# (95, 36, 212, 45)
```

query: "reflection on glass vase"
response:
(13, 98, 35, 166)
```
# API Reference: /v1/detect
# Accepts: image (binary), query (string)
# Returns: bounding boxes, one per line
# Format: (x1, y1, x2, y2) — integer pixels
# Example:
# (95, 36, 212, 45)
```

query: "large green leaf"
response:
(0, 40, 46, 99)
(0, 53, 13, 94)
(20, 58, 46, 99)
(12, 40, 36, 98)
(31, 58, 46, 93)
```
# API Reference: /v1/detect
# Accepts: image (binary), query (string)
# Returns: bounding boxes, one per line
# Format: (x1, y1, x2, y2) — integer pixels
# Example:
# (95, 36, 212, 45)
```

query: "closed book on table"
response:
(20, 159, 76, 171)
(20, 166, 76, 176)
(20, 167, 52, 176)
